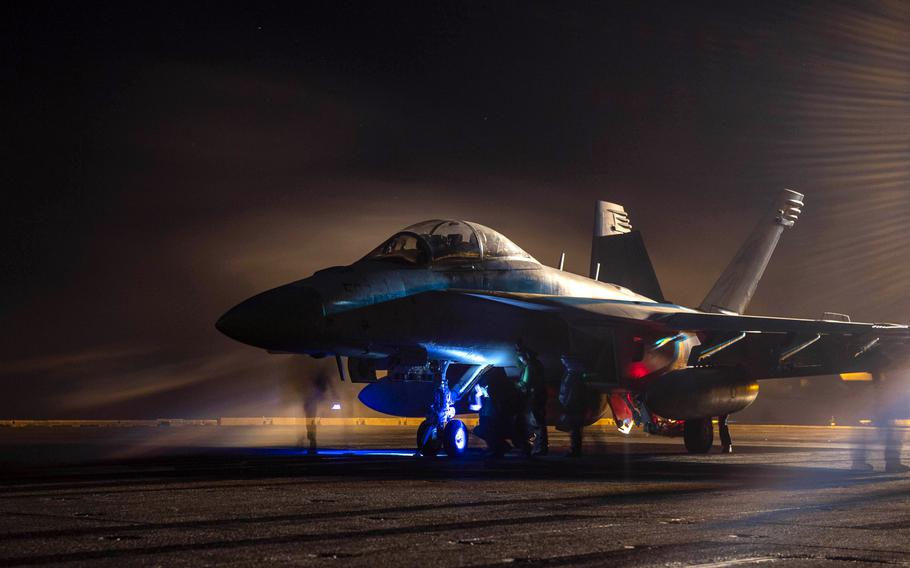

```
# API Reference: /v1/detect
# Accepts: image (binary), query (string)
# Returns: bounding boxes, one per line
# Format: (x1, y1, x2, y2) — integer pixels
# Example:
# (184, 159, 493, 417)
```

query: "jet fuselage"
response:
(216, 219, 661, 370)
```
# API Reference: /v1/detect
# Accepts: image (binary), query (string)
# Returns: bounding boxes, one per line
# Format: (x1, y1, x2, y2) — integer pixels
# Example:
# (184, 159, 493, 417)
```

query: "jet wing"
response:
(449, 291, 910, 380)
(651, 312, 910, 380)
(350, 290, 909, 380)
(655, 311, 908, 337)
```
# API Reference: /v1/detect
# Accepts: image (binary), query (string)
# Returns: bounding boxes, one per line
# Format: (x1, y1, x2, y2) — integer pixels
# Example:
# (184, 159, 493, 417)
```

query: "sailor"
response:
(853, 371, 909, 472)
(558, 355, 586, 457)
(473, 382, 494, 446)
(287, 357, 331, 455)
(718, 414, 733, 454)
(480, 366, 527, 458)
(517, 343, 548, 456)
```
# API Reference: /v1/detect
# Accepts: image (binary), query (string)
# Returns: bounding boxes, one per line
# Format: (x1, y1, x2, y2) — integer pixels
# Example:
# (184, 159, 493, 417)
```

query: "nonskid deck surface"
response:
(0, 424, 908, 567)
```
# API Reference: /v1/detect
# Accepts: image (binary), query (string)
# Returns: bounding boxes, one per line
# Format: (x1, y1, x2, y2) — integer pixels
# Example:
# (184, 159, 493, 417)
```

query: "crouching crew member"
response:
(479, 366, 529, 458)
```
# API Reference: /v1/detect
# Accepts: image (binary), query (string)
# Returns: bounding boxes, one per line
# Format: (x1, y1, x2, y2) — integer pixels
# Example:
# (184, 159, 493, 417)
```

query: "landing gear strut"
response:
(683, 417, 714, 454)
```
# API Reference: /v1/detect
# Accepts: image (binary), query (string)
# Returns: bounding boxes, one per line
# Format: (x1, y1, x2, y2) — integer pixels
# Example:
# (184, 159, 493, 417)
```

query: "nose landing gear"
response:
(416, 419, 440, 457)
(416, 418, 469, 457)
(416, 361, 471, 458)
(443, 419, 468, 457)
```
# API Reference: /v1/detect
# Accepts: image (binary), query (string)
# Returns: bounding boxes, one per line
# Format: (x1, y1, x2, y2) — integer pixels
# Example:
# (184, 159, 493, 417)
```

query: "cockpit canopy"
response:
(365, 220, 538, 266)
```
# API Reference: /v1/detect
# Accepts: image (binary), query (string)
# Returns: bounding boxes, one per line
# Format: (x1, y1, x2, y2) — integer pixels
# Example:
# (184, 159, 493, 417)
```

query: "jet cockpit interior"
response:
(364, 220, 537, 266)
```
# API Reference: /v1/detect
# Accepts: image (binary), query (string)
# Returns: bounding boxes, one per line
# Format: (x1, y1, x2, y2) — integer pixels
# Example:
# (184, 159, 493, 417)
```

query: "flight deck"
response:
(1, 423, 908, 567)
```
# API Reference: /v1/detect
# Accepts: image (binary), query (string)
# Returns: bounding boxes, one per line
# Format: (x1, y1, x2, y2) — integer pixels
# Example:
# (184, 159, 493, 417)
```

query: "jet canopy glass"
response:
(365, 220, 537, 265)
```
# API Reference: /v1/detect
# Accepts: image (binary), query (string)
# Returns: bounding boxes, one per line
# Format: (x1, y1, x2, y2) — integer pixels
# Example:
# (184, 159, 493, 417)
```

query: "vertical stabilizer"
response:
(594, 201, 633, 237)
(590, 201, 665, 302)
(699, 189, 804, 314)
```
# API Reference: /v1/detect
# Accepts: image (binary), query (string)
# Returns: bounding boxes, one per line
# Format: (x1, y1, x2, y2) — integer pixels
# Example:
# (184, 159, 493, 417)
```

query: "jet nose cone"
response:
(216, 286, 323, 351)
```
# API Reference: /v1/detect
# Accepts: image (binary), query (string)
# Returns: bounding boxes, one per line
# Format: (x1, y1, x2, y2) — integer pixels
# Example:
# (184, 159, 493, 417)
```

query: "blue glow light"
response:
(423, 344, 490, 365)
(256, 448, 417, 458)
(454, 424, 467, 450)
(468, 384, 488, 412)
(653, 333, 686, 348)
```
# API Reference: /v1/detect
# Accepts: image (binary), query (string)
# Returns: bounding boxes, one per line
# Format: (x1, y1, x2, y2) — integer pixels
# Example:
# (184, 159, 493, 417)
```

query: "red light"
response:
(628, 362, 649, 379)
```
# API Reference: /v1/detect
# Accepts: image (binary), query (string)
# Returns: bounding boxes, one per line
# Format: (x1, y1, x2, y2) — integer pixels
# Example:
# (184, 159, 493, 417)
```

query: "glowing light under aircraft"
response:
(628, 361, 649, 380)
(469, 384, 488, 412)
(259, 448, 416, 458)
(424, 344, 501, 366)
(840, 372, 874, 382)
(654, 334, 686, 349)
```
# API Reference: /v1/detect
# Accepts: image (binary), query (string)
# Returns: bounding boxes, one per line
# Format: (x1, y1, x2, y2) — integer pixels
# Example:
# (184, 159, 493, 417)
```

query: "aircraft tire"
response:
(416, 420, 439, 458)
(683, 418, 713, 454)
(443, 419, 468, 458)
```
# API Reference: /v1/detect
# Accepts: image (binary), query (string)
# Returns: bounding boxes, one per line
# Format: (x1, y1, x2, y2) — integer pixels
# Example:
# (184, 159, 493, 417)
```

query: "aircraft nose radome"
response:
(216, 286, 323, 351)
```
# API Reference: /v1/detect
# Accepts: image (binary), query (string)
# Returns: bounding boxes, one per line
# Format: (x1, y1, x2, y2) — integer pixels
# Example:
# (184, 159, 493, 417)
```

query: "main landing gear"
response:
(683, 416, 733, 454)
(683, 417, 714, 454)
(416, 362, 469, 458)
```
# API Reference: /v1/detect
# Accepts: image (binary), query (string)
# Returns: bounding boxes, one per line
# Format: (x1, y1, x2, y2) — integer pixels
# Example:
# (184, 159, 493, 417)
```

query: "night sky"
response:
(3, 1, 909, 418)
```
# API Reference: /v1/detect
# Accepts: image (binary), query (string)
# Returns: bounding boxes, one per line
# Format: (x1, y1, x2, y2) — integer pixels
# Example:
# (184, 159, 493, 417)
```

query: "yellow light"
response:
(840, 372, 874, 382)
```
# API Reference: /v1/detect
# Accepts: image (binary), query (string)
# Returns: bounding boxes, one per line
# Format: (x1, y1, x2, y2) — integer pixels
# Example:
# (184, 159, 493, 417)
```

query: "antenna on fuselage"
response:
(594, 262, 601, 281)
(558, 252, 566, 271)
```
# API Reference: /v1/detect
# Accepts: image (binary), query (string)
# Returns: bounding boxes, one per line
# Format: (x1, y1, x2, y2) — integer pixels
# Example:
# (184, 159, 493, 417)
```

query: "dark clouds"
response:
(2, 1, 908, 418)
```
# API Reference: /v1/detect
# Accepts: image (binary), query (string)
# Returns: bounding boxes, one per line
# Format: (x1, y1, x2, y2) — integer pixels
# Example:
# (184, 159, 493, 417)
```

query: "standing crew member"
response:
(517, 343, 548, 456)
(558, 355, 586, 457)
(853, 371, 909, 472)
(287, 357, 332, 455)
(718, 414, 733, 454)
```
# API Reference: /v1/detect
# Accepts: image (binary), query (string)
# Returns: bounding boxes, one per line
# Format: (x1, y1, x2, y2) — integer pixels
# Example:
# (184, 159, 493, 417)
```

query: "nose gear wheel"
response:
(417, 420, 440, 457)
(443, 419, 468, 457)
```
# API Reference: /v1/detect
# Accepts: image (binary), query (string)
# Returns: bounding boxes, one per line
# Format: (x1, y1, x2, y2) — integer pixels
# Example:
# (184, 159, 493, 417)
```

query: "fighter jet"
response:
(216, 190, 910, 457)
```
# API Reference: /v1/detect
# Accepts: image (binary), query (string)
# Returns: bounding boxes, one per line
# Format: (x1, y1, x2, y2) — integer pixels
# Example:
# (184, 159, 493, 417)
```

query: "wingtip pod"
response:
(699, 189, 805, 315)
